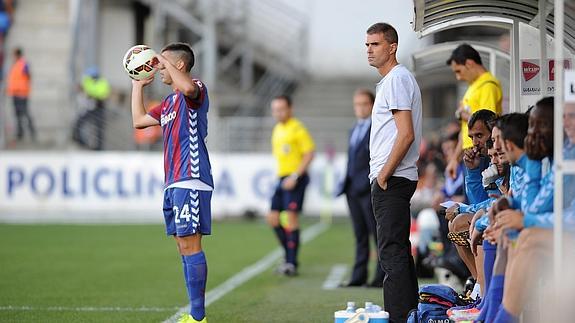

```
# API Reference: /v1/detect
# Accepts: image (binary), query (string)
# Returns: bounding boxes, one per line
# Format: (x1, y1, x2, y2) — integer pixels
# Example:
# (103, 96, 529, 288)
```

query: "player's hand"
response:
(281, 176, 297, 191)
(483, 224, 500, 244)
(470, 228, 483, 256)
(469, 209, 485, 235)
(445, 205, 458, 222)
(446, 158, 459, 179)
(132, 75, 155, 87)
(462, 147, 480, 169)
(487, 206, 496, 225)
(496, 209, 524, 230)
(493, 197, 510, 214)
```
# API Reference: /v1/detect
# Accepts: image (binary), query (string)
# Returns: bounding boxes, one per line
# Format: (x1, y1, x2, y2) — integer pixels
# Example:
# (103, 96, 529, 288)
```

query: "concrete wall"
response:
(286, 0, 431, 78)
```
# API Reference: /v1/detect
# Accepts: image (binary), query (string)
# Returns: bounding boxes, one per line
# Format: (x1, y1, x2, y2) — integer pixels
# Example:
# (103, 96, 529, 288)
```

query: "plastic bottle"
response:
(345, 301, 356, 313)
(364, 302, 374, 313)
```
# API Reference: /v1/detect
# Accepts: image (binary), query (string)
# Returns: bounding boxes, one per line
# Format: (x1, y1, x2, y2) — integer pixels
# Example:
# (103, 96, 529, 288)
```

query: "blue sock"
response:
(183, 251, 207, 321)
(477, 290, 490, 321)
(286, 229, 300, 266)
(480, 240, 497, 310)
(483, 241, 496, 294)
(493, 305, 518, 323)
(477, 274, 504, 321)
(181, 255, 188, 281)
(485, 275, 505, 322)
(477, 296, 485, 310)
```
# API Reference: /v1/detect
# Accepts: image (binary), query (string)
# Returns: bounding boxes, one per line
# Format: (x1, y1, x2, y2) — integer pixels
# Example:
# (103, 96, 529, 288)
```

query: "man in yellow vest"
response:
(445, 44, 502, 179)
(73, 66, 110, 150)
(6, 47, 35, 141)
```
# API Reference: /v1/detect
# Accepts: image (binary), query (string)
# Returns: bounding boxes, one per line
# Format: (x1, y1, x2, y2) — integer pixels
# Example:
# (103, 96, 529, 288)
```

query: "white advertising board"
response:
(0, 152, 349, 222)
(520, 58, 572, 96)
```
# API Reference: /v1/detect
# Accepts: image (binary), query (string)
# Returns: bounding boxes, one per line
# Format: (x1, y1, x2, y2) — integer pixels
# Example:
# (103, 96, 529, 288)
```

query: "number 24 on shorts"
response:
(173, 204, 199, 224)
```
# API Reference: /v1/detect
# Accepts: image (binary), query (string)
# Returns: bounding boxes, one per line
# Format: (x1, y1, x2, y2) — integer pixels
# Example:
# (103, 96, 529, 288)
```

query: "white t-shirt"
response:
(369, 64, 422, 182)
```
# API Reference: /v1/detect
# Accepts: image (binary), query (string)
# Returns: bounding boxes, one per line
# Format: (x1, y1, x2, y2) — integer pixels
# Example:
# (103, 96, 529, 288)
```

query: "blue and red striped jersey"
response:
(148, 79, 213, 188)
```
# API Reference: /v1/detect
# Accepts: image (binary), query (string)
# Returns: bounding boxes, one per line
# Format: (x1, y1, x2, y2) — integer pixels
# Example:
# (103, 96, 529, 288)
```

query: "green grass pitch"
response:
(0, 218, 391, 322)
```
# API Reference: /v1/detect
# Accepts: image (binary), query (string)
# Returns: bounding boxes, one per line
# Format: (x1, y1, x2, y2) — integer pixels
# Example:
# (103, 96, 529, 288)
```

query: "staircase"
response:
(292, 78, 380, 153)
(2, 0, 71, 148)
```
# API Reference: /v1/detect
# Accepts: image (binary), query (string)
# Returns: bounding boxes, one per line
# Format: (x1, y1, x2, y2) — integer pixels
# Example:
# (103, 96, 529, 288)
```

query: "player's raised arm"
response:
(155, 53, 199, 99)
(131, 77, 159, 129)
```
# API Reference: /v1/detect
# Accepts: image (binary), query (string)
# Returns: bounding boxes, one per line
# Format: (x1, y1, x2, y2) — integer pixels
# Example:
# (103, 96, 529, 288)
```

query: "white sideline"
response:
(163, 221, 330, 323)
(321, 264, 348, 290)
(0, 305, 179, 312)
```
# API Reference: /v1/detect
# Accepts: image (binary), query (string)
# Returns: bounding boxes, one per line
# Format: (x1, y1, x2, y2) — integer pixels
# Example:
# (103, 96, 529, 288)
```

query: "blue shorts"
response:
(163, 188, 212, 237)
(270, 174, 309, 212)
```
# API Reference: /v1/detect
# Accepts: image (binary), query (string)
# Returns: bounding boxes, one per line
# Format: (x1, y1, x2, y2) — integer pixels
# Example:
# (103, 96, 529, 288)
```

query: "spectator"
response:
(73, 67, 110, 150)
(6, 47, 35, 141)
(0, 0, 14, 81)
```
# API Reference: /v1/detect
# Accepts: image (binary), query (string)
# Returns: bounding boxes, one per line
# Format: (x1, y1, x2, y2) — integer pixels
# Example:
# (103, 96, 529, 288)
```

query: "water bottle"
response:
(365, 302, 388, 323)
(364, 302, 374, 313)
(346, 301, 356, 313)
(335, 302, 357, 323)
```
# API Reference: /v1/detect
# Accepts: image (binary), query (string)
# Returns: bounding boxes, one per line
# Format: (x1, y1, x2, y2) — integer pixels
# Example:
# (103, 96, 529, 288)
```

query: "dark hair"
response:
(14, 47, 22, 57)
(273, 95, 292, 107)
(536, 96, 554, 112)
(485, 138, 494, 149)
(354, 89, 375, 104)
(161, 42, 195, 72)
(446, 44, 483, 66)
(496, 113, 529, 149)
(469, 109, 497, 131)
(366, 22, 398, 45)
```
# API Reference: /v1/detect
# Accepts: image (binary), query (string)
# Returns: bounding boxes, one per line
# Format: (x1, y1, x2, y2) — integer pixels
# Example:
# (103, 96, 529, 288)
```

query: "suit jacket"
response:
(336, 122, 371, 197)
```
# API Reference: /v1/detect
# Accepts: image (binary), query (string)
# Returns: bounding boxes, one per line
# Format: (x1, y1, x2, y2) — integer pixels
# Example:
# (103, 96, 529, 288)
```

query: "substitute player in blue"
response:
(130, 42, 211, 323)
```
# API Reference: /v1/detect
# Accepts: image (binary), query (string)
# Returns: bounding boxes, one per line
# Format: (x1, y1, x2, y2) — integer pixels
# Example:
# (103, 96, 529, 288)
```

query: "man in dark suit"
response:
(337, 89, 384, 287)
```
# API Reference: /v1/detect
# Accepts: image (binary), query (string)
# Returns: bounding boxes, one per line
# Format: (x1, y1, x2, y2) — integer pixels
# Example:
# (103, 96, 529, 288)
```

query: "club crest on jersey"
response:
(161, 111, 177, 126)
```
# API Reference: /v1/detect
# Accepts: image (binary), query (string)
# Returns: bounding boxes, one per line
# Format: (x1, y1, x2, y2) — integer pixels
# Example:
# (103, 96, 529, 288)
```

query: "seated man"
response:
(447, 138, 509, 321)
(445, 109, 497, 297)
(473, 113, 529, 321)
(486, 97, 559, 322)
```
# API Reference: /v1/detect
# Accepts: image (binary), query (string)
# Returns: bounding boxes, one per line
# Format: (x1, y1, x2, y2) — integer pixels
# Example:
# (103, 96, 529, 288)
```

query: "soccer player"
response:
(267, 95, 315, 276)
(130, 42, 211, 323)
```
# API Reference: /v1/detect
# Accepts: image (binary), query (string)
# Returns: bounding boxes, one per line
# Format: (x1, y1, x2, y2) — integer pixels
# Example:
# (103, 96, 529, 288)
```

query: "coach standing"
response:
(365, 22, 422, 323)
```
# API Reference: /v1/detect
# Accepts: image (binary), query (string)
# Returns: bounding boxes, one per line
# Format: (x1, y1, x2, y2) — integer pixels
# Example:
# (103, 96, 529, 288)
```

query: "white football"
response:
(122, 45, 158, 80)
